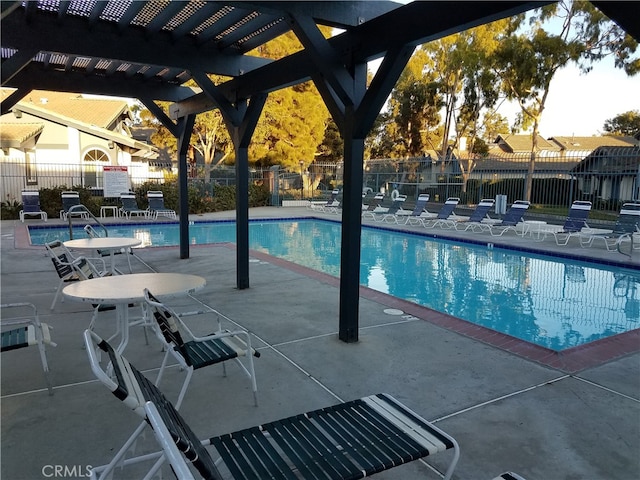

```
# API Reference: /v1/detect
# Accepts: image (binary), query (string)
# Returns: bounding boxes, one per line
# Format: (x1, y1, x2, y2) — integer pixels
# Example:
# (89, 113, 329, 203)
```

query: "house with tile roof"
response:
(0, 89, 158, 200)
(412, 133, 638, 203)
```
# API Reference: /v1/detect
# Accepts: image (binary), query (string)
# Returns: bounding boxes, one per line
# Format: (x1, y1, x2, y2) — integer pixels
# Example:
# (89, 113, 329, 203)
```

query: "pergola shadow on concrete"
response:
(1, 1, 637, 342)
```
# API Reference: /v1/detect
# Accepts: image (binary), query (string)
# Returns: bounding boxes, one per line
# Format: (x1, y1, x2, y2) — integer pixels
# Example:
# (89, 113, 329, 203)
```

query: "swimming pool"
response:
(29, 219, 639, 351)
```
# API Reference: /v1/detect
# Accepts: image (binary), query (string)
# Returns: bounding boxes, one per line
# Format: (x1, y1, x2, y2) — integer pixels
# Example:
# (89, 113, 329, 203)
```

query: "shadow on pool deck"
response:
(2, 207, 639, 479)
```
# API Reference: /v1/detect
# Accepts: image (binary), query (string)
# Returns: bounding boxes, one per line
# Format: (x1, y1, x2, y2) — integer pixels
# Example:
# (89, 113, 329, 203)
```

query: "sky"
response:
(495, 57, 640, 138)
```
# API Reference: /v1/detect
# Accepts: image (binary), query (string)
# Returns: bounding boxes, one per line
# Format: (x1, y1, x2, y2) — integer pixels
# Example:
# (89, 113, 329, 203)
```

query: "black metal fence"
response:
(2, 149, 638, 217)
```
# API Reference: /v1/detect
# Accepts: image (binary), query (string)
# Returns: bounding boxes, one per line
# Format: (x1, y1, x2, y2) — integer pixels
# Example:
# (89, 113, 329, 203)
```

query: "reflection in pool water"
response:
(29, 219, 639, 351)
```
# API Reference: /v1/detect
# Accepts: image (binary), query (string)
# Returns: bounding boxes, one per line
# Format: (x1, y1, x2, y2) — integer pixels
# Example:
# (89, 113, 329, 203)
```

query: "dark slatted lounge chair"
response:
(119, 192, 148, 220)
(20, 190, 47, 222)
(60, 191, 89, 221)
(537, 200, 592, 245)
(451, 199, 497, 230)
(397, 193, 430, 225)
(143, 289, 259, 410)
(372, 195, 408, 223)
(361, 192, 385, 213)
(146, 190, 177, 220)
(494, 473, 528, 480)
(579, 202, 640, 251)
(487, 200, 530, 236)
(421, 197, 462, 228)
(1, 302, 56, 395)
(85, 330, 460, 480)
(45, 240, 107, 310)
(311, 188, 340, 212)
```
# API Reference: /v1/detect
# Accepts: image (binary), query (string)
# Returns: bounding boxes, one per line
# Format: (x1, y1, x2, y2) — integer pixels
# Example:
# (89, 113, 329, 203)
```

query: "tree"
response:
(380, 48, 443, 159)
(138, 30, 331, 177)
(603, 110, 640, 136)
(249, 30, 330, 172)
(421, 19, 511, 190)
(137, 81, 232, 183)
(492, 0, 639, 201)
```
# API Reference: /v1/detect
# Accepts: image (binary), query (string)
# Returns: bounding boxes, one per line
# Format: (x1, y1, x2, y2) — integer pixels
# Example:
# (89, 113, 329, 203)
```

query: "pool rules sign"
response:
(103, 166, 130, 197)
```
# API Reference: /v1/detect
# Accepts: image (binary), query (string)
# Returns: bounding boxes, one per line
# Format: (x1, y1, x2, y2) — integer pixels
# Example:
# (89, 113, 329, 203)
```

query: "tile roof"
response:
(494, 134, 560, 153)
(549, 135, 638, 150)
(13, 90, 129, 129)
(0, 123, 44, 148)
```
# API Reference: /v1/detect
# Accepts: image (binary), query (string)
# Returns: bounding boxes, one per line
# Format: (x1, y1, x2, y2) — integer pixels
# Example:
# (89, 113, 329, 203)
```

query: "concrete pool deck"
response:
(2, 206, 639, 479)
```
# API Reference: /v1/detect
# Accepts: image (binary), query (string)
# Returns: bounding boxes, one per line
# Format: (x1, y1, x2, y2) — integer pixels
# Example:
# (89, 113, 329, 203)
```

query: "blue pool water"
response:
(29, 219, 640, 351)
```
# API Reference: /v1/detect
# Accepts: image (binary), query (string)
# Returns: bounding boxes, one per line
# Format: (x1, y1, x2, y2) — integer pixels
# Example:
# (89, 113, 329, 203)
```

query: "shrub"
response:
(1, 195, 21, 220)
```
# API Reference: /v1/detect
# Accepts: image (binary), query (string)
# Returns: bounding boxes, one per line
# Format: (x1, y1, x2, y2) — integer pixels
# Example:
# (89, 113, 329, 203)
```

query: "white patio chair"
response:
(1, 302, 56, 395)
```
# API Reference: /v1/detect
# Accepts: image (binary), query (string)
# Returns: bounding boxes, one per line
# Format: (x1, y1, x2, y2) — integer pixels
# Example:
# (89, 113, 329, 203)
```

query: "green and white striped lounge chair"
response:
(143, 289, 260, 410)
(494, 472, 527, 480)
(1, 302, 56, 395)
(84, 329, 460, 480)
(45, 240, 108, 310)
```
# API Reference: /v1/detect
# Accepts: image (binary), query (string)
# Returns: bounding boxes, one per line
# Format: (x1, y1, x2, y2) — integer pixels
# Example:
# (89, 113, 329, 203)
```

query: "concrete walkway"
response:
(1, 207, 639, 480)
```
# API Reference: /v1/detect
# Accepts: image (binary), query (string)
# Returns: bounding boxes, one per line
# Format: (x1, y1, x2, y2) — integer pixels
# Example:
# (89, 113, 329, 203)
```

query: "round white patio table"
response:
(62, 273, 206, 353)
(64, 237, 142, 275)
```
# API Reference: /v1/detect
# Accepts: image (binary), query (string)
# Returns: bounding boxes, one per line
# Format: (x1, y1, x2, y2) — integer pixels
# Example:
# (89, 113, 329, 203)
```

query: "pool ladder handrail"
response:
(67, 204, 108, 239)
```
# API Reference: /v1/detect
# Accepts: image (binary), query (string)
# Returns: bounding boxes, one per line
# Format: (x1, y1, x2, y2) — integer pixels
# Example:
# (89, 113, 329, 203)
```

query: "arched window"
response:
(83, 148, 110, 188)
(84, 149, 109, 162)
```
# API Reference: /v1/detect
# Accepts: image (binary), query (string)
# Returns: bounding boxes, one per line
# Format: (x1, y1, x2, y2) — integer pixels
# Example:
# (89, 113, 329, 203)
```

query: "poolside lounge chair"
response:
(84, 329, 460, 480)
(119, 192, 147, 220)
(310, 188, 340, 212)
(59, 191, 89, 221)
(143, 288, 260, 410)
(1, 302, 56, 395)
(372, 195, 408, 223)
(453, 199, 496, 231)
(486, 200, 531, 236)
(19, 190, 47, 222)
(537, 200, 592, 245)
(422, 197, 462, 228)
(361, 192, 385, 214)
(146, 190, 177, 219)
(397, 193, 430, 224)
(579, 202, 640, 251)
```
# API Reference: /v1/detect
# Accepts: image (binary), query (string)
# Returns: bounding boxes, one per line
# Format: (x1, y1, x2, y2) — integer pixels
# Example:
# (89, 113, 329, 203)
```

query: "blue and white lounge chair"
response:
(398, 193, 431, 225)
(453, 199, 496, 231)
(146, 191, 176, 219)
(19, 190, 47, 222)
(311, 189, 340, 212)
(422, 197, 461, 228)
(372, 195, 408, 223)
(119, 192, 148, 220)
(486, 201, 531, 236)
(84, 329, 460, 480)
(579, 202, 640, 251)
(537, 200, 592, 245)
(59, 191, 89, 221)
